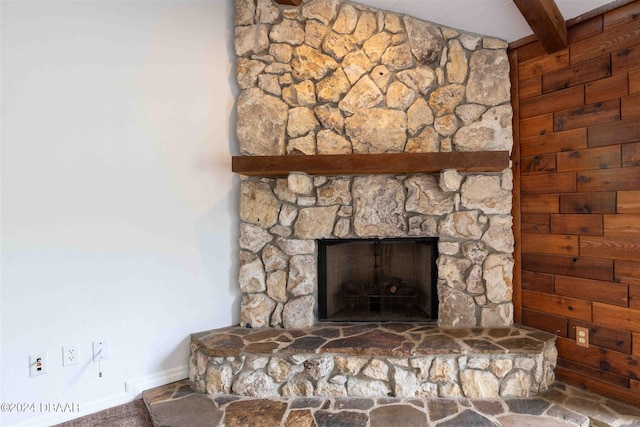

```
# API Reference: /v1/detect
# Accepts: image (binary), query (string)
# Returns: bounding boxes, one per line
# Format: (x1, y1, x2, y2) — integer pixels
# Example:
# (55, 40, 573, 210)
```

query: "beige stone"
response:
(317, 178, 352, 205)
(239, 222, 273, 252)
(258, 74, 281, 96)
(339, 75, 383, 115)
(270, 19, 305, 45)
(460, 370, 499, 398)
(363, 32, 392, 63)
(483, 215, 514, 253)
(455, 104, 486, 126)
(481, 303, 513, 327)
(294, 206, 339, 239)
(439, 169, 462, 192)
(405, 175, 455, 215)
(276, 237, 315, 255)
(345, 108, 407, 153)
(283, 295, 315, 328)
(370, 65, 393, 92)
(438, 285, 477, 327)
(333, 3, 358, 34)
(314, 105, 344, 134)
(500, 370, 532, 397)
(237, 58, 266, 89)
(323, 31, 356, 60)
(407, 98, 434, 136)
(317, 129, 352, 154)
(381, 43, 414, 71)
(240, 293, 276, 328)
(386, 81, 417, 110)
(434, 114, 459, 136)
(262, 244, 289, 272)
(438, 210, 484, 240)
(287, 132, 316, 155)
(446, 39, 468, 83)
(240, 181, 279, 228)
(403, 16, 443, 66)
(205, 364, 233, 394)
(305, 20, 330, 49)
(346, 377, 390, 397)
(232, 370, 277, 397)
(316, 67, 351, 103)
(354, 11, 377, 44)
(292, 45, 338, 81)
(362, 359, 388, 381)
(302, 0, 340, 25)
(342, 51, 375, 85)
(429, 84, 465, 116)
(237, 88, 288, 156)
(287, 107, 319, 138)
(461, 175, 512, 214)
(460, 34, 481, 51)
(353, 176, 406, 237)
(235, 24, 270, 56)
(235, 0, 255, 26)
(267, 270, 288, 303)
(396, 67, 437, 95)
(270, 43, 293, 63)
(335, 356, 369, 375)
(438, 255, 472, 290)
(466, 49, 510, 106)
(288, 172, 314, 195)
(484, 253, 514, 303)
(239, 258, 266, 293)
(406, 127, 439, 152)
(256, 0, 279, 24)
(287, 254, 316, 296)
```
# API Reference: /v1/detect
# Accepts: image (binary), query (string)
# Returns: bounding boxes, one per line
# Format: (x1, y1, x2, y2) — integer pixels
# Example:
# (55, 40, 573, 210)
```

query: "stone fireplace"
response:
(234, 0, 515, 329)
(187, 0, 558, 400)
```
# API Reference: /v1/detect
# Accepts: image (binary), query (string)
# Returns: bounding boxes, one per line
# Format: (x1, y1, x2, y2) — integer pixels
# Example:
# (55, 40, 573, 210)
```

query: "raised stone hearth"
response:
(189, 323, 557, 399)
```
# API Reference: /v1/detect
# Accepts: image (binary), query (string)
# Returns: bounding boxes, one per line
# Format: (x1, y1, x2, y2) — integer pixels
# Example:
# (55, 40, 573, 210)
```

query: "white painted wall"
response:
(0, 1, 239, 425)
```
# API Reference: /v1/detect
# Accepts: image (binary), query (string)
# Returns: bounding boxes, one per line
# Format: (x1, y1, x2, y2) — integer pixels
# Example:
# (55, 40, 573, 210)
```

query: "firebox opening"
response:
(318, 238, 438, 322)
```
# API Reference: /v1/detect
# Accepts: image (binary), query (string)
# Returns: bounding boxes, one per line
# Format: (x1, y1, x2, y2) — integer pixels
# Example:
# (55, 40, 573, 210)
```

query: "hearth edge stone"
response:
(189, 324, 557, 399)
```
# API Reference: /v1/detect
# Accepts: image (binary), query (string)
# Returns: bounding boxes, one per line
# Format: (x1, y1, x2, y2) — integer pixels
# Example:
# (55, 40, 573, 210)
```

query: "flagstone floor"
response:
(143, 379, 640, 427)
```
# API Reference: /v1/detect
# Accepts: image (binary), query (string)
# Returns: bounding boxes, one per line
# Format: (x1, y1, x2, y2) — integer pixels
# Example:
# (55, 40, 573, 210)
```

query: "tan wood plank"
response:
(604, 214, 640, 237)
(556, 145, 622, 172)
(568, 15, 603, 44)
(521, 153, 557, 174)
(519, 113, 554, 138)
(522, 290, 592, 321)
(543, 54, 611, 93)
(568, 319, 632, 353)
(550, 214, 603, 235)
(586, 73, 630, 103)
(556, 275, 628, 306)
(513, 0, 567, 53)
(634, 332, 640, 355)
(510, 47, 523, 325)
(522, 233, 580, 255)
(577, 166, 640, 192)
(612, 44, 640, 74)
(521, 172, 577, 194)
(570, 19, 640, 64)
(630, 284, 640, 309)
(522, 308, 567, 336)
(615, 260, 640, 285)
(522, 270, 555, 293)
(231, 151, 510, 177)
(522, 194, 560, 213)
(559, 192, 617, 214)
(520, 85, 584, 119)
(522, 252, 614, 281)
(589, 118, 640, 147)
(622, 141, 640, 166)
(557, 336, 640, 378)
(522, 213, 550, 236)
(557, 358, 630, 387)
(593, 302, 640, 332)
(519, 50, 569, 80)
(618, 190, 640, 213)
(521, 128, 587, 156)
(555, 365, 639, 407)
(604, 0, 640, 30)
(622, 93, 640, 119)
(519, 76, 543, 100)
(631, 69, 640, 93)
(515, 40, 547, 63)
(581, 236, 640, 262)
(554, 98, 621, 131)
(616, 259, 640, 285)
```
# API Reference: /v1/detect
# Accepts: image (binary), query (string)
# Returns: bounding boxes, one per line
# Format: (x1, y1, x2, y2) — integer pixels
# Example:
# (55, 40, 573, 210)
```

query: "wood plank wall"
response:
(509, 0, 640, 406)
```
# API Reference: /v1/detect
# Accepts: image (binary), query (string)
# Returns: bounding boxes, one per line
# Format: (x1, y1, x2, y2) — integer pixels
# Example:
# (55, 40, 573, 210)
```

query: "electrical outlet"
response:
(62, 345, 80, 366)
(29, 352, 48, 377)
(92, 340, 110, 362)
(576, 326, 589, 348)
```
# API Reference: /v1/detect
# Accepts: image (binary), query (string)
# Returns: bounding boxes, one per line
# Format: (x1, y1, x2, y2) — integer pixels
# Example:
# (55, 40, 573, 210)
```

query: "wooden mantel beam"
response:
(273, 0, 302, 5)
(232, 151, 510, 177)
(513, 0, 568, 53)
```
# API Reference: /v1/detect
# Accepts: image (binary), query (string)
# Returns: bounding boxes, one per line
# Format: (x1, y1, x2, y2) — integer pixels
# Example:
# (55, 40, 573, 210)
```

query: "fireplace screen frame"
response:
(317, 237, 439, 322)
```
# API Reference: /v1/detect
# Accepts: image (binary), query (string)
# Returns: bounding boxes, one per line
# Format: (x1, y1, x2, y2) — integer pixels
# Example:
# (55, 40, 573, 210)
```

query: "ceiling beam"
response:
(513, 0, 568, 53)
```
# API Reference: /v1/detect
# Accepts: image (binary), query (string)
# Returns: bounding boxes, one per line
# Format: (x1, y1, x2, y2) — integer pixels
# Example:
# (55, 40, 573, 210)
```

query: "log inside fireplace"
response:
(318, 238, 438, 322)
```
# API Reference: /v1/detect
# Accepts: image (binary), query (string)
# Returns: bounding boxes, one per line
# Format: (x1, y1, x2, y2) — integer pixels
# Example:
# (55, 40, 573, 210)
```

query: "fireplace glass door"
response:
(318, 238, 438, 322)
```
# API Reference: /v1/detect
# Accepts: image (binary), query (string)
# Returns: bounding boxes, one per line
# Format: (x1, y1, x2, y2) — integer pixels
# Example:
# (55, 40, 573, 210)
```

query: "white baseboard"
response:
(124, 364, 189, 398)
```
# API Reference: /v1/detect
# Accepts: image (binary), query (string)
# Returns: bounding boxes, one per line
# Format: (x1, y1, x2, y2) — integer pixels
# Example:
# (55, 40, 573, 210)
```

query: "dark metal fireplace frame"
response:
(317, 237, 439, 322)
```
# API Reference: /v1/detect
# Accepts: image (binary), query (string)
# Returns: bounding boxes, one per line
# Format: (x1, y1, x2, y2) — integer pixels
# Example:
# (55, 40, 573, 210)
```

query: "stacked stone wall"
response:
(234, 0, 515, 328)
